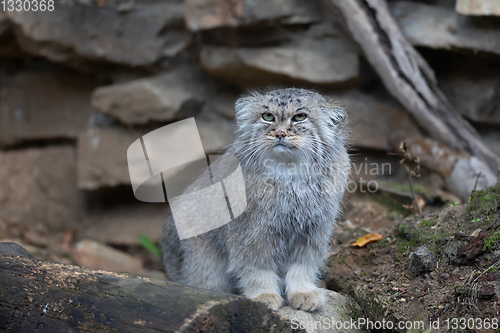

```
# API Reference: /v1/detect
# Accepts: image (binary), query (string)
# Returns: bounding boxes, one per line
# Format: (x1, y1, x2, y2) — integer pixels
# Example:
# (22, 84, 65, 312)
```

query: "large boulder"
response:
(456, 0, 500, 16)
(390, 1, 500, 55)
(77, 113, 233, 190)
(80, 204, 165, 246)
(91, 66, 210, 125)
(0, 147, 81, 230)
(0, 14, 25, 58)
(6, 0, 189, 66)
(0, 12, 9, 36)
(200, 23, 359, 86)
(77, 126, 143, 190)
(439, 73, 500, 124)
(478, 127, 500, 157)
(196, 104, 235, 154)
(0, 63, 95, 146)
(330, 90, 421, 151)
(185, 0, 323, 31)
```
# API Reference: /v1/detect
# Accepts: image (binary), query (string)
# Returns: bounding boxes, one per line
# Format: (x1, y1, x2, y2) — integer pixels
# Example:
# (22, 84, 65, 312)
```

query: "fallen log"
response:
(0, 242, 301, 333)
(326, 0, 499, 196)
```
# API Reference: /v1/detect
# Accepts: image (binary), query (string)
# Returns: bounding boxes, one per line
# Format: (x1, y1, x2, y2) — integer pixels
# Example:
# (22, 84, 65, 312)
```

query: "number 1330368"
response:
(2, 0, 54, 11)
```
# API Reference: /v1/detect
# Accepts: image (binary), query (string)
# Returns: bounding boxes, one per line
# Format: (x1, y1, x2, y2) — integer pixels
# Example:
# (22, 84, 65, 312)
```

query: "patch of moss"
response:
(467, 185, 500, 218)
(483, 231, 500, 252)
(395, 238, 413, 253)
(379, 180, 432, 198)
(350, 301, 363, 320)
(397, 219, 454, 256)
(431, 228, 456, 255)
(398, 220, 421, 242)
(453, 285, 471, 297)
(420, 218, 438, 228)
(373, 191, 412, 215)
(365, 292, 387, 317)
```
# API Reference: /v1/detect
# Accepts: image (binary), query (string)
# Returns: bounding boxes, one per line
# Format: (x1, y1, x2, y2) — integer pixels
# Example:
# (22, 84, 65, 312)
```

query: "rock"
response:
(0, 242, 34, 258)
(73, 239, 145, 274)
(478, 283, 495, 299)
(408, 246, 438, 276)
(406, 137, 463, 179)
(200, 23, 358, 86)
(196, 104, 235, 154)
(478, 126, 500, 157)
(439, 74, 500, 124)
(0, 12, 9, 36)
(0, 17, 25, 59)
(81, 204, 165, 246)
(0, 63, 95, 146)
(185, 0, 323, 31)
(402, 136, 497, 200)
(77, 126, 144, 190)
(6, 0, 189, 66)
(456, 0, 500, 16)
(205, 91, 239, 120)
(445, 156, 497, 201)
(455, 232, 489, 264)
(390, 1, 500, 55)
(277, 290, 365, 333)
(77, 117, 231, 189)
(0, 35, 25, 59)
(329, 90, 421, 151)
(91, 67, 208, 125)
(73, 238, 165, 279)
(0, 147, 81, 231)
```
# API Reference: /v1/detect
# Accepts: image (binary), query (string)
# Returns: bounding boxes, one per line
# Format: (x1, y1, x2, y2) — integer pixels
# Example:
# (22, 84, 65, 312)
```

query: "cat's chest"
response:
(245, 173, 336, 218)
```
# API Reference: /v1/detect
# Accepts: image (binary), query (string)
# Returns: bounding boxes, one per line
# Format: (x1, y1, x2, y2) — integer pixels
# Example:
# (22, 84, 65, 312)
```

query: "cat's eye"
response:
(262, 112, 275, 122)
(292, 113, 307, 122)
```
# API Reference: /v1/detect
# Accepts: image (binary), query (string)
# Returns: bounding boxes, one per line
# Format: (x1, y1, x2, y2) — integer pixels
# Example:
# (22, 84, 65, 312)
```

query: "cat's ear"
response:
(324, 105, 347, 128)
(235, 96, 252, 117)
(234, 96, 255, 127)
(235, 91, 261, 117)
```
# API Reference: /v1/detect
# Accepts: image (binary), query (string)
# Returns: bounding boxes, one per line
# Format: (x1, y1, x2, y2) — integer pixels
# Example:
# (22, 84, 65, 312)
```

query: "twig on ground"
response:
(471, 259, 500, 284)
(472, 172, 482, 193)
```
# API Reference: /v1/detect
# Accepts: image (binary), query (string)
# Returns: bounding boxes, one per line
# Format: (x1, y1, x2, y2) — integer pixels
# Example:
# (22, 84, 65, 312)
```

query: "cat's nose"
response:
(275, 130, 286, 139)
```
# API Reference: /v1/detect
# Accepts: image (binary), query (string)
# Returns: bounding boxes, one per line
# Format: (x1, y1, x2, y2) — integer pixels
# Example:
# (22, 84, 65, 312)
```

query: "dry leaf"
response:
(389, 142, 423, 216)
(403, 196, 426, 214)
(351, 233, 383, 247)
(416, 196, 425, 211)
(390, 142, 421, 178)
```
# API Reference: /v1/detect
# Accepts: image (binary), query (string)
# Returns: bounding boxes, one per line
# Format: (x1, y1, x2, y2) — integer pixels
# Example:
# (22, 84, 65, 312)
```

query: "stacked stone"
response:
(0, 0, 499, 241)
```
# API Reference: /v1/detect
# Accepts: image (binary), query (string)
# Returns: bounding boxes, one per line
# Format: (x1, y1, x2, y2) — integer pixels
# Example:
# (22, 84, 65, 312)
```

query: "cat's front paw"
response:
(288, 289, 326, 312)
(252, 293, 284, 311)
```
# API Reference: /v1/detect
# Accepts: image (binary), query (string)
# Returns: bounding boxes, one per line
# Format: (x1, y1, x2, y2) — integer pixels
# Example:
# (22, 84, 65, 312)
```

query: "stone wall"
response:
(0, 0, 499, 246)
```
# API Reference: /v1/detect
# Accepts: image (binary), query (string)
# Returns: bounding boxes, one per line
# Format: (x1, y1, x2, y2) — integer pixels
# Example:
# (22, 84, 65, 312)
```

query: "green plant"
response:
(483, 231, 500, 252)
(140, 234, 161, 258)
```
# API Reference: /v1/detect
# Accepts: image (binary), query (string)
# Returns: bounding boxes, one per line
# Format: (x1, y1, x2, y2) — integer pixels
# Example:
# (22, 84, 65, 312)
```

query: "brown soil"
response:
(2, 181, 499, 333)
(327, 186, 500, 332)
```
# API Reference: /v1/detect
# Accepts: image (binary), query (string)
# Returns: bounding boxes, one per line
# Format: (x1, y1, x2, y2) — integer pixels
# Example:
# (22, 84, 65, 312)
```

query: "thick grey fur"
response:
(162, 88, 350, 311)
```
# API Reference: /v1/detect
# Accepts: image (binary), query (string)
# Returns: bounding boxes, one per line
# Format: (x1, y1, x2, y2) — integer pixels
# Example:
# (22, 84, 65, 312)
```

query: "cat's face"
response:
(235, 89, 347, 165)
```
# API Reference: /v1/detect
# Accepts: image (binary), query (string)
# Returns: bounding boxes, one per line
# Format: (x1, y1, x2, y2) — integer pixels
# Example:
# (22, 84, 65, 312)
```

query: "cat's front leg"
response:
(233, 265, 284, 310)
(285, 262, 326, 312)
